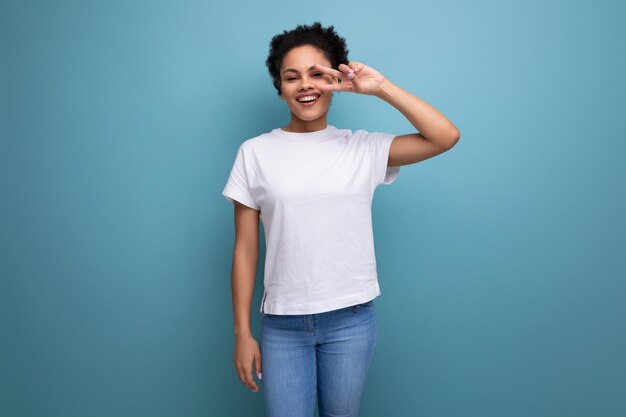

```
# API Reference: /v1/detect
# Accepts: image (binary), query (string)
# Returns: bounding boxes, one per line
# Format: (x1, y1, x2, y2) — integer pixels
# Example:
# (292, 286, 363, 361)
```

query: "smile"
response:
(296, 94, 320, 106)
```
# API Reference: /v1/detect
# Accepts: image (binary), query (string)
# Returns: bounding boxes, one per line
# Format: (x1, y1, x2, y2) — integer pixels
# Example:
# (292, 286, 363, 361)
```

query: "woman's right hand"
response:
(233, 334, 262, 392)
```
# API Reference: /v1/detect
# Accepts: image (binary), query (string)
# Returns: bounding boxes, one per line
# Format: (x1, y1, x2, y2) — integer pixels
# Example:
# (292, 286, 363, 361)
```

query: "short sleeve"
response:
(222, 144, 260, 210)
(368, 132, 400, 187)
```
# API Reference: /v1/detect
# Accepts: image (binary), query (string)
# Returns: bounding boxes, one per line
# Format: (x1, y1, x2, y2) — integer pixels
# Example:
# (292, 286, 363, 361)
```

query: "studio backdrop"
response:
(1, 1, 625, 416)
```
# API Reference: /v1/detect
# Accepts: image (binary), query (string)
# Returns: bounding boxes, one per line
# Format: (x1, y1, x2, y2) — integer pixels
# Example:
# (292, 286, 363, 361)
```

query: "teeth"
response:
(298, 95, 318, 102)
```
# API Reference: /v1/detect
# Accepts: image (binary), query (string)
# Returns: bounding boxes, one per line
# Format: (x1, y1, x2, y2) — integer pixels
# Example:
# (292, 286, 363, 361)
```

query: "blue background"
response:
(2, 1, 625, 416)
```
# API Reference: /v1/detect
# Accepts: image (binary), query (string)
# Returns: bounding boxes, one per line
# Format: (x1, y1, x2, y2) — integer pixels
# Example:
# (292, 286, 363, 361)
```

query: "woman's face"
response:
(279, 45, 337, 124)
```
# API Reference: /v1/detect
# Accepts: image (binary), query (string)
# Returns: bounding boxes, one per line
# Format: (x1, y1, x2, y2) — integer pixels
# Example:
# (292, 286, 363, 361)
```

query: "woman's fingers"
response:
(314, 62, 361, 92)
(341, 63, 363, 79)
(237, 366, 247, 387)
(233, 336, 263, 392)
(347, 61, 364, 72)
(316, 61, 362, 77)
(314, 81, 354, 92)
(235, 359, 260, 392)
(255, 352, 263, 381)
(338, 63, 353, 74)
(245, 364, 259, 392)
(240, 362, 259, 392)
(313, 63, 343, 78)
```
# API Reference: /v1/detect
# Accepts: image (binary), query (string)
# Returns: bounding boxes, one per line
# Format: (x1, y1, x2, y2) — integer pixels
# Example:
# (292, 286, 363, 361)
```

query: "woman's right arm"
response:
(230, 201, 262, 393)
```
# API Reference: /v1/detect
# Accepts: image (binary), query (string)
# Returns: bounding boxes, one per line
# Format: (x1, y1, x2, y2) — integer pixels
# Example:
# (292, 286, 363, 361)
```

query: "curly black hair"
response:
(265, 22, 350, 96)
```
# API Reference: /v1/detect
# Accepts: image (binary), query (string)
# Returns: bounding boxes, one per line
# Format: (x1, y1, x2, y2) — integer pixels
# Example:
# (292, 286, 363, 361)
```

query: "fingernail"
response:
(258, 372, 262, 379)
(348, 72, 354, 79)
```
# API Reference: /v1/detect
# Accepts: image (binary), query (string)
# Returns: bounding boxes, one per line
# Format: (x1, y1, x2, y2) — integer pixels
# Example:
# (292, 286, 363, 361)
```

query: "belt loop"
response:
(352, 305, 357, 313)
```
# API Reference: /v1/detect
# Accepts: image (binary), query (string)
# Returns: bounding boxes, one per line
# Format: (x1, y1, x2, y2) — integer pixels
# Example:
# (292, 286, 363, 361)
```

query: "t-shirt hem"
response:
(222, 183, 259, 210)
(380, 134, 400, 186)
(260, 284, 382, 315)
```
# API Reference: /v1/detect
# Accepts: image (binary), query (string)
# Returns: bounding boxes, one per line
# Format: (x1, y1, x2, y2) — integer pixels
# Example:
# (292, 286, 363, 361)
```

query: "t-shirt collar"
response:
(273, 124, 336, 140)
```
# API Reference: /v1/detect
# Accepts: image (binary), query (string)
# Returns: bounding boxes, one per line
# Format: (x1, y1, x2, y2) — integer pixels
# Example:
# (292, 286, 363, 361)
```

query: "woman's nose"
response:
(298, 77, 314, 90)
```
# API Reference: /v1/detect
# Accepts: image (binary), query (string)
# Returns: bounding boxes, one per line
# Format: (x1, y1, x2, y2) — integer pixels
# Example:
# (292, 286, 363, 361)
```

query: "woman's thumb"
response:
(255, 353, 262, 380)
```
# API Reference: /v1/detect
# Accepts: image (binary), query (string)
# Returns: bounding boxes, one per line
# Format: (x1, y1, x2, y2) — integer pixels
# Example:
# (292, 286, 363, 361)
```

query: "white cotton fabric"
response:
(222, 124, 400, 315)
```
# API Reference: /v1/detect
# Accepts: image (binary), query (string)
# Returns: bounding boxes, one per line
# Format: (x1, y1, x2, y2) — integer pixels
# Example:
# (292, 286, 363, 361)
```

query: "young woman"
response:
(222, 22, 459, 417)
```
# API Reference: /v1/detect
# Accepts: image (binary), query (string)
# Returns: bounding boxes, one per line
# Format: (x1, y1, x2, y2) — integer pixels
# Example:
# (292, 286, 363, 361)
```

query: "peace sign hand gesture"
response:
(313, 61, 387, 96)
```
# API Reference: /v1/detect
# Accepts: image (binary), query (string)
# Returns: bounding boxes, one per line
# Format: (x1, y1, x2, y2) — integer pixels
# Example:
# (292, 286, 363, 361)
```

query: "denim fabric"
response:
(260, 299, 378, 417)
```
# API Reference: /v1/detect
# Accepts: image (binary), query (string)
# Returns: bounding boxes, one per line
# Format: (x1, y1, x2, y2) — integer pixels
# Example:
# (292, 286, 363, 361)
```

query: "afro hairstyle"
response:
(265, 22, 350, 96)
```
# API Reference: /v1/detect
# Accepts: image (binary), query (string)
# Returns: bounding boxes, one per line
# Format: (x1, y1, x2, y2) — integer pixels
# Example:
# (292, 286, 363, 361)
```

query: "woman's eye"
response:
(285, 73, 321, 81)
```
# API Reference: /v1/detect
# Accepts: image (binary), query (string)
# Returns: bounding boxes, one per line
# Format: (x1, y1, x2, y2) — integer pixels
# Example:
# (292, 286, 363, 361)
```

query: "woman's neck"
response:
(281, 115, 328, 133)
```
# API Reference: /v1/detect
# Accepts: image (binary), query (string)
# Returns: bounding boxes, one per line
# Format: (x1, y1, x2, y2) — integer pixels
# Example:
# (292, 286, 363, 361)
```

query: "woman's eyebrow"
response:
(283, 65, 317, 74)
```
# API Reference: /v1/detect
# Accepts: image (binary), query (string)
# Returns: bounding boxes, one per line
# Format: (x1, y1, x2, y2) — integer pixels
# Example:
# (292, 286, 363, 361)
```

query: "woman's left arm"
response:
(314, 61, 461, 166)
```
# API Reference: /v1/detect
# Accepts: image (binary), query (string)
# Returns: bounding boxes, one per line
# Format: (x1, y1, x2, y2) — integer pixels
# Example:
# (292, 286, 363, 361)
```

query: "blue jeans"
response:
(260, 299, 378, 417)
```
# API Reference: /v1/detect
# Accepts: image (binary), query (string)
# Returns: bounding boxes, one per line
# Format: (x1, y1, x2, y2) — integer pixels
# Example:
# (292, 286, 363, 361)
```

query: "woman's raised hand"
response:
(313, 61, 387, 96)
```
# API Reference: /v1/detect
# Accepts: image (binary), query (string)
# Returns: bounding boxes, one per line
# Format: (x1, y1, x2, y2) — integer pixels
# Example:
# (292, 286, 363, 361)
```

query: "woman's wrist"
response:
(234, 327, 253, 339)
(375, 77, 394, 100)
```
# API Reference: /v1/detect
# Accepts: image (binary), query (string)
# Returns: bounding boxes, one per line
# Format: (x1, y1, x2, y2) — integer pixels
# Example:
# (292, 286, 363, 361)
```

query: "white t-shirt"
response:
(222, 124, 400, 315)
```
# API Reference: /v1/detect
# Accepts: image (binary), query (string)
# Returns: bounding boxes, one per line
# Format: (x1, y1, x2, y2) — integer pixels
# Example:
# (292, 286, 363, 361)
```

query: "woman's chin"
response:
(291, 108, 329, 121)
